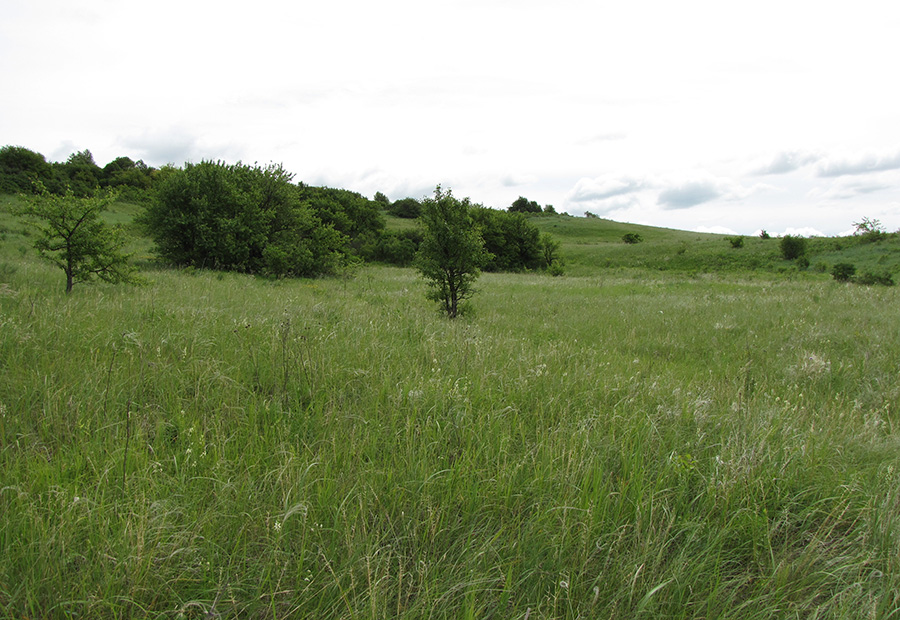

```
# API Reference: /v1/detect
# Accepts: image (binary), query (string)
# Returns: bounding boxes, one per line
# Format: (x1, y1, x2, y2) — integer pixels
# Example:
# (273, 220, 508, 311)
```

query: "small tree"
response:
(622, 232, 643, 244)
(779, 234, 807, 260)
(415, 186, 489, 318)
(853, 217, 887, 243)
(17, 186, 138, 293)
(726, 235, 745, 248)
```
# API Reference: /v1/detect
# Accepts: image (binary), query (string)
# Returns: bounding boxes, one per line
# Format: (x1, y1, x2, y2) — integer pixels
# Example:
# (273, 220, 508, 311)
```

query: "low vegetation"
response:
(1, 158, 899, 617)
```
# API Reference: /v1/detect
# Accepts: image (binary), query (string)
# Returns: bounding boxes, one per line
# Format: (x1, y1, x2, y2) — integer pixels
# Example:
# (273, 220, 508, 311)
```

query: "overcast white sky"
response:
(3, 0, 900, 235)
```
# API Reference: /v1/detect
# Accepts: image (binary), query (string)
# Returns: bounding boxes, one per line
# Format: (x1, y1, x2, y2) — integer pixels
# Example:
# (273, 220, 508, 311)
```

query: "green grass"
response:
(1, 196, 899, 618)
(527, 214, 900, 278)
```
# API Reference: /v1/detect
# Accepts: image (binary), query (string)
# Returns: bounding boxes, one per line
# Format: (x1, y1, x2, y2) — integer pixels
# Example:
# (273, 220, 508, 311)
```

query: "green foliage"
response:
(856, 269, 895, 286)
(55, 149, 103, 197)
(415, 186, 489, 317)
(622, 232, 643, 244)
(540, 232, 562, 271)
(373, 190, 390, 205)
(15, 186, 138, 293)
(853, 217, 887, 243)
(470, 207, 543, 272)
(779, 234, 807, 260)
(298, 185, 385, 243)
(387, 197, 422, 219)
(358, 229, 422, 266)
(726, 235, 744, 248)
(0, 145, 53, 194)
(759, 229, 771, 239)
(509, 195, 542, 213)
(142, 161, 345, 277)
(831, 262, 856, 282)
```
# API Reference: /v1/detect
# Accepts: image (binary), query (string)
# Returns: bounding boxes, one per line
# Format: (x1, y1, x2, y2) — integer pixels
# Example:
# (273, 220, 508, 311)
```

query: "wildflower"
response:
(273, 521, 282, 532)
(559, 580, 569, 590)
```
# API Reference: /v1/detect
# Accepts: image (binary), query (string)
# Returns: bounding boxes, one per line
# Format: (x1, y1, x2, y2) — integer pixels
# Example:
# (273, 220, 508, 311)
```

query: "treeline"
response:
(0, 145, 157, 202)
(3, 145, 561, 278)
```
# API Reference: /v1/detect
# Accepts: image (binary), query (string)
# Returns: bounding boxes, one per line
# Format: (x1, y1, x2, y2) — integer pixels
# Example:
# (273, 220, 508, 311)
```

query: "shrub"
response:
(779, 235, 807, 260)
(831, 263, 856, 282)
(759, 230, 771, 239)
(622, 232, 643, 244)
(142, 161, 346, 277)
(856, 270, 895, 286)
(726, 236, 744, 248)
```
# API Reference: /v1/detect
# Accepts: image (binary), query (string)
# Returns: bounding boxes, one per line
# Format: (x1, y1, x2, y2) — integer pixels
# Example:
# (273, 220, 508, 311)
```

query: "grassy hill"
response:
(386, 210, 900, 280)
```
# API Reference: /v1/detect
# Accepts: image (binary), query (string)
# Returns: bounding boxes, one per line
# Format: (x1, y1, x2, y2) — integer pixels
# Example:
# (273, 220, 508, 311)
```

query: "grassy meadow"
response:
(1, 200, 899, 618)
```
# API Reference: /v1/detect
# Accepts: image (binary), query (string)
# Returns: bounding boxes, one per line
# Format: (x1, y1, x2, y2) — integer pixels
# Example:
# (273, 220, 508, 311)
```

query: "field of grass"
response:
(2, 198, 899, 618)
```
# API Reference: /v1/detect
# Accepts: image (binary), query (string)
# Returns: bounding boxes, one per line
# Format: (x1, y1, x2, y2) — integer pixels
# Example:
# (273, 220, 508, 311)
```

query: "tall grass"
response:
(1, 257, 899, 618)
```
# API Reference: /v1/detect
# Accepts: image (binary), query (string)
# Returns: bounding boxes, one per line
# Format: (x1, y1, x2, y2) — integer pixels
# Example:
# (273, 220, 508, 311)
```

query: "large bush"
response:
(141, 161, 345, 277)
(470, 207, 544, 271)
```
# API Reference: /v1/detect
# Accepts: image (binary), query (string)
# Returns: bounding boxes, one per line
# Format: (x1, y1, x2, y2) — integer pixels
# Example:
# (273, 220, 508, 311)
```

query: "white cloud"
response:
(817, 149, 900, 177)
(750, 150, 820, 175)
(567, 174, 647, 202)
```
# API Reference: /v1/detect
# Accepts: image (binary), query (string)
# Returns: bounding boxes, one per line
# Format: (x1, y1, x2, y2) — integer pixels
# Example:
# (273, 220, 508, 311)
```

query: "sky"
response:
(2, 0, 900, 236)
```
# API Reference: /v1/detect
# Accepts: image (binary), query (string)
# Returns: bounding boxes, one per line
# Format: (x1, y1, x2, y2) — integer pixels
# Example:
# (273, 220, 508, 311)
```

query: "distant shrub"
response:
(796, 256, 810, 270)
(779, 235, 807, 260)
(548, 262, 565, 277)
(856, 270, 894, 286)
(759, 230, 771, 239)
(813, 261, 828, 273)
(726, 236, 744, 248)
(584, 211, 599, 219)
(622, 232, 643, 244)
(831, 263, 856, 282)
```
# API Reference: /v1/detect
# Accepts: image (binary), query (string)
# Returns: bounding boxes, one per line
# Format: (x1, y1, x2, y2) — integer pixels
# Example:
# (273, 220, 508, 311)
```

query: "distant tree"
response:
(584, 211, 598, 219)
(853, 217, 887, 243)
(0, 145, 53, 193)
(622, 232, 643, 244)
(373, 191, 390, 206)
(509, 196, 541, 213)
(779, 234, 807, 260)
(758, 229, 771, 239)
(16, 185, 138, 293)
(143, 161, 345, 277)
(57, 149, 102, 196)
(388, 197, 422, 219)
(726, 235, 745, 248)
(543, 204, 556, 214)
(415, 186, 489, 318)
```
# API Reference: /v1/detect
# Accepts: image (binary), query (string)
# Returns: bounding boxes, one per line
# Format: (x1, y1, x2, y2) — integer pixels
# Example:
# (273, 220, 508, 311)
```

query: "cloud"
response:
(657, 178, 725, 209)
(656, 174, 764, 210)
(751, 150, 820, 175)
(567, 174, 647, 202)
(118, 127, 245, 167)
(817, 149, 900, 177)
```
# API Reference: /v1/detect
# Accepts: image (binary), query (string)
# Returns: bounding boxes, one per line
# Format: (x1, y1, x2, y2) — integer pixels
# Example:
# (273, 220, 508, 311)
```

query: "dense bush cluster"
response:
(0, 145, 156, 201)
(141, 161, 346, 277)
